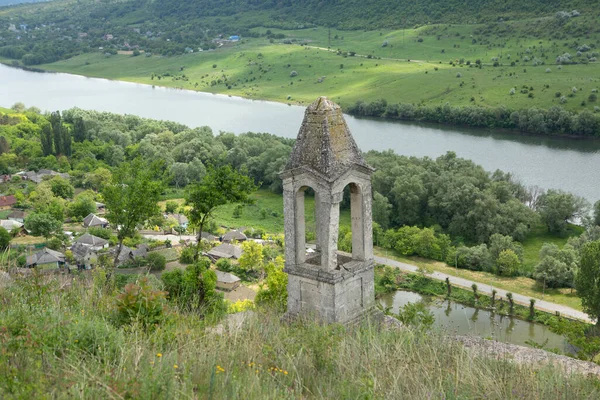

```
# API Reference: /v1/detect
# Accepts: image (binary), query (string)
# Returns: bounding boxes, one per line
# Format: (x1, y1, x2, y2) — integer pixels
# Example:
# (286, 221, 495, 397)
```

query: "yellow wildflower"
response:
(157, 353, 162, 357)
(174, 365, 178, 369)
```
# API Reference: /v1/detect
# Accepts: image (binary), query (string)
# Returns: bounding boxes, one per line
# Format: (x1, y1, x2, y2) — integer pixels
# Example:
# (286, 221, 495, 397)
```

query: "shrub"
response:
(456, 72, 462, 78)
(289, 70, 298, 77)
(179, 246, 195, 264)
(215, 258, 233, 272)
(0, 227, 10, 249)
(88, 226, 112, 240)
(146, 252, 166, 271)
(496, 249, 520, 276)
(164, 200, 178, 213)
(115, 277, 168, 330)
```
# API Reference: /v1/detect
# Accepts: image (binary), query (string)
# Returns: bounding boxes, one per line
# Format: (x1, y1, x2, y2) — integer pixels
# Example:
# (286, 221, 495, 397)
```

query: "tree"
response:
(593, 200, 600, 226)
(533, 243, 577, 288)
(0, 227, 10, 250)
(255, 256, 287, 311)
(165, 200, 178, 214)
(372, 191, 392, 229)
(40, 121, 53, 156)
(102, 158, 165, 267)
(238, 240, 264, 273)
(489, 233, 523, 263)
(49, 111, 63, 155)
(537, 189, 589, 233)
(68, 195, 96, 220)
(73, 117, 87, 142)
(24, 212, 62, 239)
(496, 249, 520, 276)
(146, 252, 166, 271)
(185, 165, 256, 259)
(575, 241, 600, 325)
(48, 176, 74, 199)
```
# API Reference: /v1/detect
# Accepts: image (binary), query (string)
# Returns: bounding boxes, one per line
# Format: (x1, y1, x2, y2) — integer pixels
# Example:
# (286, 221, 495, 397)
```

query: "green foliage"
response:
(161, 258, 226, 316)
(67, 194, 95, 220)
(146, 252, 167, 272)
(215, 257, 233, 272)
(537, 189, 590, 233)
(496, 249, 520, 277)
(102, 158, 165, 263)
(115, 277, 168, 330)
(453, 244, 492, 271)
(164, 200, 178, 214)
(48, 176, 74, 199)
(0, 227, 10, 250)
(24, 212, 62, 239)
(575, 240, 600, 323)
(87, 226, 112, 240)
(255, 256, 287, 311)
(178, 246, 195, 264)
(533, 243, 577, 288)
(238, 240, 264, 273)
(186, 165, 256, 258)
(395, 302, 434, 332)
(383, 226, 451, 261)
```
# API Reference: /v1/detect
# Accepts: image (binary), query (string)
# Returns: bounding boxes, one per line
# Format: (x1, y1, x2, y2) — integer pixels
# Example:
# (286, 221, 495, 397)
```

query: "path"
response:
(372, 254, 593, 324)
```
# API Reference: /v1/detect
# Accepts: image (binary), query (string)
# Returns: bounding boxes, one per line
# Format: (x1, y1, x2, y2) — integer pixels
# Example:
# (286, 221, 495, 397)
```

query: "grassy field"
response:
(521, 224, 584, 272)
(374, 247, 583, 311)
(34, 21, 600, 113)
(1, 274, 598, 398)
(159, 189, 351, 234)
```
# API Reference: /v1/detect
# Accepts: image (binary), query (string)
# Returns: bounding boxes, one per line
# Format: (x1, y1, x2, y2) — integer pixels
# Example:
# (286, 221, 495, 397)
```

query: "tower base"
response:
(283, 260, 375, 324)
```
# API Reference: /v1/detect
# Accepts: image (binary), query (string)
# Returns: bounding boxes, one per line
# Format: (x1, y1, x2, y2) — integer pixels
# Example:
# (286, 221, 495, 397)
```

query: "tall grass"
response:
(1, 273, 598, 398)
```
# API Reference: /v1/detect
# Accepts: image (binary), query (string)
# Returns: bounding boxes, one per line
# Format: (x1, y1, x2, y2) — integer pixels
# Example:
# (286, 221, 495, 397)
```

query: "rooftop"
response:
(284, 97, 372, 180)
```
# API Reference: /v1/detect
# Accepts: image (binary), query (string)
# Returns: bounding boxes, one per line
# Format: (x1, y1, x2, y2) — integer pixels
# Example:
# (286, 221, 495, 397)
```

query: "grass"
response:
(32, 22, 600, 114)
(521, 223, 584, 272)
(0, 210, 8, 219)
(159, 189, 351, 234)
(1, 273, 599, 398)
(374, 247, 583, 311)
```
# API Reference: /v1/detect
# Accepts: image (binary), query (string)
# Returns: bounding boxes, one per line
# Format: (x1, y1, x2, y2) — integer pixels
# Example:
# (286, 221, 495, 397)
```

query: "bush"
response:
(0, 227, 10, 250)
(115, 277, 168, 330)
(146, 252, 167, 271)
(179, 246, 195, 264)
(496, 249, 520, 276)
(289, 70, 298, 77)
(216, 258, 233, 272)
(88, 227, 112, 240)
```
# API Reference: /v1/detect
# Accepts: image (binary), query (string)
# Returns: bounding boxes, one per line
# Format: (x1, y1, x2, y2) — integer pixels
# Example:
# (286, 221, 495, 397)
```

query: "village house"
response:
(207, 243, 243, 261)
(74, 233, 109, 251)
(83, 213, 109, 228)
(201, 231, 218, 242)
(215, 270, 241, 291)
(111, 244, 149, 266)
(222, 230, 247, 243)
(95, 202, 106, 213)
(17, 169, 70, 184)
(7, 210, 26, 223)
(25, 248, 66, 269)
(0, 220, 26, 236)
(70, 243, 98, 270)
(0, 195, 16, 210)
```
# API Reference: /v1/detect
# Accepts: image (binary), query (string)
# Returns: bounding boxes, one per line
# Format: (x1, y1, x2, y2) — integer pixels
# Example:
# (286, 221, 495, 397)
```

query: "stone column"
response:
(319, 193, 341, 269)
(294, 188, 306, 264)
(314, 190, 321, 252)
(363, 182, 374, 261)
(350, 183, 365, 261)
(283, 180, 297, 266)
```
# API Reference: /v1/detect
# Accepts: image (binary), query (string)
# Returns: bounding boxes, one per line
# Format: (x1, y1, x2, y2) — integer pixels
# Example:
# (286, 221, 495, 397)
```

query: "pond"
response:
(379, 290, 567, 352)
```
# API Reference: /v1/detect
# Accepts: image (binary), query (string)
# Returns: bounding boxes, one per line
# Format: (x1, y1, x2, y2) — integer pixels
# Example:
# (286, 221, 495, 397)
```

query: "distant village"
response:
(1, 167, 266, 300)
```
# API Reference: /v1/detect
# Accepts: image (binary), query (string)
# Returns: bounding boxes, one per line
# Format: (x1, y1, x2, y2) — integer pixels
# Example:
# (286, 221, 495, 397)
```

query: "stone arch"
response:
(293, 185, 318, 265)
(340, 182, 367, 262)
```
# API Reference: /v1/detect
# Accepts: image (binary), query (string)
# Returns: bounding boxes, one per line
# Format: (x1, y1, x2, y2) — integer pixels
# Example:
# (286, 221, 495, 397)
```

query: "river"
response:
(1, 64, 600, 202)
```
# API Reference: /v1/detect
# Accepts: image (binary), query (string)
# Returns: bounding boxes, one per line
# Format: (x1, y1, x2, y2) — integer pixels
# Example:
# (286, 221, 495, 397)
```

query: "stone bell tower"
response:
(281, 97, 376, 324)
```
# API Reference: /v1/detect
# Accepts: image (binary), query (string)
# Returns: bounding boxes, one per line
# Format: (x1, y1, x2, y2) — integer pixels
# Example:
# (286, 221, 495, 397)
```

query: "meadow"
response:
(1, 272, 598, 399)
(36, 21, 600, 114)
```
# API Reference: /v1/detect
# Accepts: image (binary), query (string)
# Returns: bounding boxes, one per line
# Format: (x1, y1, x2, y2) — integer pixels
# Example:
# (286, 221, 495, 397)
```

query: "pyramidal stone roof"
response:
(284, 97, 371, 179)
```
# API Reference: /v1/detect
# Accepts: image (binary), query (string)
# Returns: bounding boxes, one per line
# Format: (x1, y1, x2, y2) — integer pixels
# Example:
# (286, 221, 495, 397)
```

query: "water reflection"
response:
(380, 290, 566, 352)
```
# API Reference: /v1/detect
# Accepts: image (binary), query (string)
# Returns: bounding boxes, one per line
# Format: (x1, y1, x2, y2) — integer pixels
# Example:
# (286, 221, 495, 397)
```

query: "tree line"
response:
(346, 99, 600, 137)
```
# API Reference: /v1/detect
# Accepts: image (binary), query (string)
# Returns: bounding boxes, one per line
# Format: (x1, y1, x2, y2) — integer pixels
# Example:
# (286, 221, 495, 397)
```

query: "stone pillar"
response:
(314, 190, 321, 252)
(319, 193, 341, 269)
(294, 188, 306, 264)
(350, 183, 365, 261)
(282, 180, 296, 266)
(362, 182, 374, 261)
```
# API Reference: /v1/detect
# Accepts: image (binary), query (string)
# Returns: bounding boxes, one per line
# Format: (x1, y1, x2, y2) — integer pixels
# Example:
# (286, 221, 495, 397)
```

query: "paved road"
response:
(373, 254, 593, 324)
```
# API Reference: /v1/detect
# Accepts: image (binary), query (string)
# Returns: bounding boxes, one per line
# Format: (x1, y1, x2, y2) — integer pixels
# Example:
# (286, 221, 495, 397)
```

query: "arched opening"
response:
(339, 182, 365, 262)
(294, 186, 318, 265)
